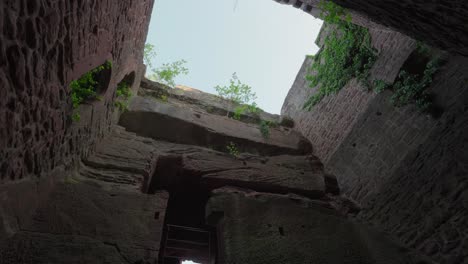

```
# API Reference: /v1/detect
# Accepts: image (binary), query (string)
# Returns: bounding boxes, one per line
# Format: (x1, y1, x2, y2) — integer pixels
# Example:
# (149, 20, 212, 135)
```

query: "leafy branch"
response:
(143, 43, 189, 87)
(215, 73, 259, 120)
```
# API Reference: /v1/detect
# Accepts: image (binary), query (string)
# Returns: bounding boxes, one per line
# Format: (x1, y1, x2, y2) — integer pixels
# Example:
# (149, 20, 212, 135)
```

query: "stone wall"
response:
(282, 22, 468, 263)
(0, 0, 153, 183)
(0, 178, 169, 264)
(272, 0, 387, 30)
(272, 0, 468, 55)
(357, 56, 468, 263)
(282, 26, 416, 164)
(207, 187, 430, 264)
(332, 0, 468, 56)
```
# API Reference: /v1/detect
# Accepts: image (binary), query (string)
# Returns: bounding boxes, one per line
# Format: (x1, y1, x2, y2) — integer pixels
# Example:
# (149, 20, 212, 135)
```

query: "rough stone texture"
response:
(273, 0, 468, 56)
(355, 56, 468, 264)
(282, 22, 468, 264)
(273, 0, 388, 31)
(0, 167, 65, 243)
(282, 26, 416, 163)
(80, 126, 158, 188)
(120, 96, 312, 156)
(206, 187, 430, 264)
(0, 0, 154, 183)
(2, 1, 467, 262)
(80, 126, 330, 198)
(1, 232, 130, 264)
(140, 78, 284, 126)
(325, 91, 436, 202)
(331, 0, 468, 56)
(183, 152, 328, 198)
(0, 177, 168, 264)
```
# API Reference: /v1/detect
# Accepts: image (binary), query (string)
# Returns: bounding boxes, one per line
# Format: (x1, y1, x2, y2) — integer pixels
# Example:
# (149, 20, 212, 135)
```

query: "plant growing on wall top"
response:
(150, 60, 189, 87)
(143, 43, 157, 71)
(143, 43, 189, 87)
(215, 72, 260, 120)
(305, 1, 441, 115)
(70, 60, 112, 121)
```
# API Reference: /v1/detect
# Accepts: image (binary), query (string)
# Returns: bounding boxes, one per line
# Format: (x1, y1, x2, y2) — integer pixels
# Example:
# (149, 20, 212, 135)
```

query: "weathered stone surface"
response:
(140, 78, 284, 126)
(81, 126, 328, 197)
(354, 56, 468, 263)
(80, 126, 158, 189)
(0, 0, 153, 183)
(206, 187, 430, 264)
(282, 21, 468, 264)
(0, 177, 168, 264)
(1, 232, 129, 264)
(309, 55, 468, 263)
(3, 1, 466, 262)
(184, 152, 327, 198)
(331, 0, 468, 56)
(120, 96, 312, 156)
(282, 26, 416, 164)
(274, 0, 468, 56)
(273, 0, 387, 31)
(0, 167, 65, 244)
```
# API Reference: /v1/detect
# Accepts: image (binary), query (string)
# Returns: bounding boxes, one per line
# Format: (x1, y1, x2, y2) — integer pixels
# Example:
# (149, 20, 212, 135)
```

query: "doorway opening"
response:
(148, 156, 217, 264)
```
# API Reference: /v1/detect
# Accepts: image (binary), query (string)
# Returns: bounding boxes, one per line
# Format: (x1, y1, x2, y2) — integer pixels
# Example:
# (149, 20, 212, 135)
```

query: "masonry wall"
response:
(332, 0, 468, 56)
(282, 26, 416, 164)
(282, 22, 468, 263)
(273, 0, 387, 30)
(272, 0, 468, 55)
(357, 55, 468, 263)
(0, 0, 153, 183)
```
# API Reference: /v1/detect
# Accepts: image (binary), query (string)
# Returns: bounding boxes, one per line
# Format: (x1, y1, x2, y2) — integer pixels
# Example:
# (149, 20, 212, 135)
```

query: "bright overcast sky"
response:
(146, 0, 323, 114)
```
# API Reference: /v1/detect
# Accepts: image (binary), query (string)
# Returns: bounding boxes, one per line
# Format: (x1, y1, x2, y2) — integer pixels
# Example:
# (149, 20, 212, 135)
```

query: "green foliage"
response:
(70, 60, 112, 120)
(232, 103, 260, 120)
(159, 94, 168, 102)
(72, 113, 81, 122)
(303, 1, 377, 109)
(215, 72, 259, 119)
(152, 60, 189, 87)
(116, 82, 132, 99)
(216, 73, 257, 104)
(369, 42, 440, 113)
(144, 43, 189, 87)
(144, 43, 157, 70)
(317, 0, 351, 24)
(391, 57, 440, 112)
(259, 120, 271, 139)
(304, 0, 439, 114)
(70, 61, 112, 108)
(304, 21, 377, 110)
(226, 142, 240, 157)
(373, 79, 390, 94)
(114, 79, 132, 112)
(415, 41, 431, 55)
(114, 101, 129, 112)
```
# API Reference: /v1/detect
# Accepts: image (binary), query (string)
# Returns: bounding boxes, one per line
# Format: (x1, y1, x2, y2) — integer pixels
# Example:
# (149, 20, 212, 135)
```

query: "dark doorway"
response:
(148, 156, 217, 264)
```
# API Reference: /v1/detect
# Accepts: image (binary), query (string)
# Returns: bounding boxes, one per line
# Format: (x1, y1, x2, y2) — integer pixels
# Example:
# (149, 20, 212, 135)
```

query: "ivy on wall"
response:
(305, 1, 442, 115)
(304, 1, 377, 110)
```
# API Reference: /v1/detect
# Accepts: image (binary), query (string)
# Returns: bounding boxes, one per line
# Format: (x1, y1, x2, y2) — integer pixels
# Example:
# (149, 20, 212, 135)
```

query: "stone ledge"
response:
(120, 96, 311, 156)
